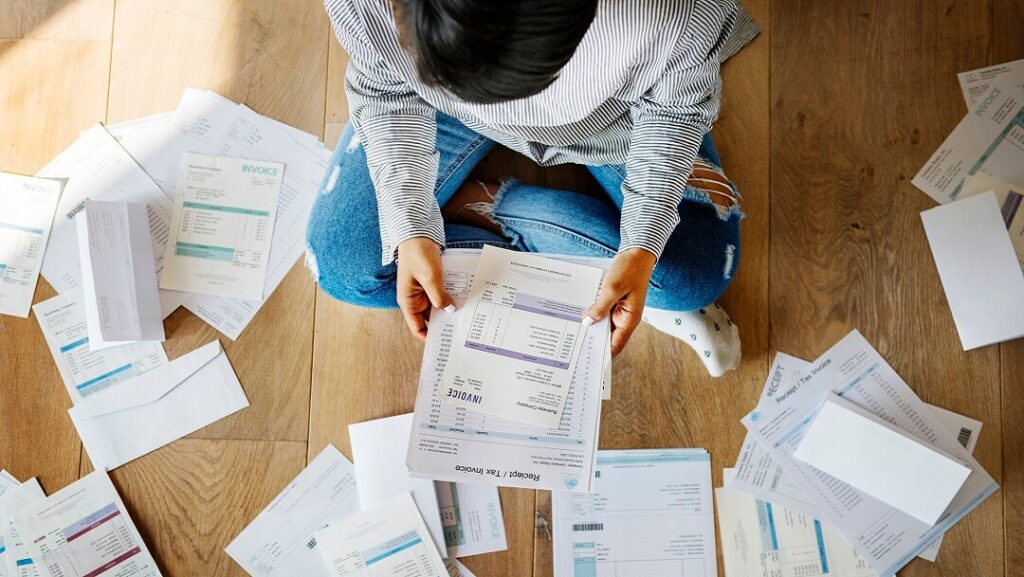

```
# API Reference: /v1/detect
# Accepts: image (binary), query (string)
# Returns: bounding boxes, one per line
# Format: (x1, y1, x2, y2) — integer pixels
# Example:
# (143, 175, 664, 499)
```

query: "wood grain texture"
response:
(770, 0, 1004, 574)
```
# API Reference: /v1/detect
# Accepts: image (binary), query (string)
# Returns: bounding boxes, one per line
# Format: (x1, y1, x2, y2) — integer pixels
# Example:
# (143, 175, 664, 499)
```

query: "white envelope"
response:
(69, 340, 249, 470)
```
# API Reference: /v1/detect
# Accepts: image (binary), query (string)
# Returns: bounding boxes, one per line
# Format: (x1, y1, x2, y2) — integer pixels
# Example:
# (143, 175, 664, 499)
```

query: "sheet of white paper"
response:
(960, 171, 1024, 270)
(443, 559, 476, 577)
(921, 191, 1024, 349)
(407, 250, 607, 492)
(226, 445, 360, 577)
(958, 59, 1024, 107)
(435, 480, 506, 557)
(314, 493, 448, 577)
(34, 289, 169, 405)
(553, 449, 716, 577)
(0, 478, 46, 577)
(793, 394, 972, 526)
(741, 331, 999, 576)
(349, 414, 447, 558)
(161, 153, 283, 300)
(38, 125, 186, 319)
(440, 245, 603, 428)
(0, 173, 61, 318)
(0, 472, 24, 577)
(68, 340, 249, 470)
(913, 79, 1024, 204)
(77, 200, 165, 348)
(12, 470, 162, 577)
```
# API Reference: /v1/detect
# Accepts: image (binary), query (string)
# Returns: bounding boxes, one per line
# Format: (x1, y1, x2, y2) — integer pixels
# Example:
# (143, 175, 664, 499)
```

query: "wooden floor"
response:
(0, 0, 1021, 575)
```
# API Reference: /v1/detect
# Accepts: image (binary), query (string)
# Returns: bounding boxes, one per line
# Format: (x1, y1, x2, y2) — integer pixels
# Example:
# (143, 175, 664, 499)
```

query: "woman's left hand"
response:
(584, 247, 657, 356)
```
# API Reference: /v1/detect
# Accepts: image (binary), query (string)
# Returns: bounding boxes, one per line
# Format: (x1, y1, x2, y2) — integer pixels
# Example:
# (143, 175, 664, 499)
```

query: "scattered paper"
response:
(958, 58, 1024, 107)
(921, 191, 1024, 349)
(313, 493, 448, 577)
(0, 478, 46, 577)
(440, 245, 603, 428)
(69, 340, 249, 470)
(0, 172, 61, 318)
(444, 559, 477, 577)
(960, 171, 1024, 270)
(553, 449, 717, 577)
(226, 445, 360, 577)
(435, 481, 506, 558)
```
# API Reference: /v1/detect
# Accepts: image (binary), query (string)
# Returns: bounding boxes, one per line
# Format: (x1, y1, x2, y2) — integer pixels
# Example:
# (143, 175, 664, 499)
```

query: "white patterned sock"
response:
(642, 303, 741, 377)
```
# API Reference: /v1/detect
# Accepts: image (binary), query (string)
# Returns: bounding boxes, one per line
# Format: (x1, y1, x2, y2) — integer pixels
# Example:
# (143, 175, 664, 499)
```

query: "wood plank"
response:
(106, 0, 331, 442)
(770, 0, 1002, 573)
(0, 0, 112, 40)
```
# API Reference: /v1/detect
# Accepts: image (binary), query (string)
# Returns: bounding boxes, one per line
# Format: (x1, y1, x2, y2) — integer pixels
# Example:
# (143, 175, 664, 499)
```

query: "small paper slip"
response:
(349, 414, 448, 557)
(435, 480, 507, 558)
(0, 478, 46, 577)
(77, 200, 165, 349)
(34, 289, 169, 405)
(12, 470, 162, 577)
(0, 172, 61, 318)
(444, 559, 476, 577)
(160, 153, 283, 300)
(921, 191, 1024, 349)
(794, 394, 972, 526)
(313, 493, 448, 577)
(440, 245, 603, 428)
(958, 58, 1024, 107)
(226, 445, 360, 577)
(69, 340, 249, 470)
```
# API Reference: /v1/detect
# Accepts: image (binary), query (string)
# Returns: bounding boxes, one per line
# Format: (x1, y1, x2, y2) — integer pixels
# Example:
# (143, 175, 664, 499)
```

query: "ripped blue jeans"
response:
(305, 112, 742, 311)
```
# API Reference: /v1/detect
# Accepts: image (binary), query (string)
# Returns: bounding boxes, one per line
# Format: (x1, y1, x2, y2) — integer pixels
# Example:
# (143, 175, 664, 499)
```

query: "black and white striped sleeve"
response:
(619, 0, 736, 259)
(328, 1, 442, 265)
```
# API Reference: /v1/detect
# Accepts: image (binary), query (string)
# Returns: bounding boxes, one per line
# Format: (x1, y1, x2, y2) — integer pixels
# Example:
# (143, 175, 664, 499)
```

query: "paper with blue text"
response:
(0, 172, 61, 318)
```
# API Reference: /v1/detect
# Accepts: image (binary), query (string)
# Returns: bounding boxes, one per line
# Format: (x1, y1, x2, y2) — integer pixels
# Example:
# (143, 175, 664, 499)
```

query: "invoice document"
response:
(12, 470, 162, 577)
(443, 559, 476, 577)
(958, 58, 1024, 107)
(741, 331, 999, 576)
(717, 486, 875, 577)
(69, 340, 249, 470)
(226, 445, 360, 577)
(77, 200, 164, 348)
(0, 479, 45, 577)
(960, 171, 1024, 269)
(34, 289, 169, 405)
(552, 449, 717, 577)
(440, 245, 603, 428)
(913, 78, 1024, 204)
(921, 191, 1024, 349)
(0, 172, 61, 318)
(407, 250, 607, 492)
(0, 472, 24, 577)
(313, 493, 448, 577)
(435, 481, 506, 558)
(161, 153, 283, 300)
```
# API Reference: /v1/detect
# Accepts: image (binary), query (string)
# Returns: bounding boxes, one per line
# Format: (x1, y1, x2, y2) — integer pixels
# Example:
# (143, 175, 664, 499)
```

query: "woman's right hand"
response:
(396, 237, 455, 341)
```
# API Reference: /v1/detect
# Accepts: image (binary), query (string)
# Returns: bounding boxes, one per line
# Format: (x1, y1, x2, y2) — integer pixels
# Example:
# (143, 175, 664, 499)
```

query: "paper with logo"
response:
(313, 493, 448, 577)
(0, 172, 61, 318)
(11, 470, 162, 577)
(160, 153, 283, 300)
(435, 481, 506, 558)
(958, 58, 1024, 107)
(439, 245, 603, 428)
(226, 445, 360, 577)
(0, 478, 46, 577)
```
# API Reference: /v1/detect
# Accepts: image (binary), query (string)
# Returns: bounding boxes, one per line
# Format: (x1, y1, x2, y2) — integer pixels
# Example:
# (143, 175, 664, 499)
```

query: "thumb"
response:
(584, 284, 620, 325)
(419, 268, 456, 313)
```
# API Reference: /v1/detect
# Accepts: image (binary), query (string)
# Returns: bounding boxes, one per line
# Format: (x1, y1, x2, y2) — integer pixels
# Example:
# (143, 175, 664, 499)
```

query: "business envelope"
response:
(70, 340, 249, 470)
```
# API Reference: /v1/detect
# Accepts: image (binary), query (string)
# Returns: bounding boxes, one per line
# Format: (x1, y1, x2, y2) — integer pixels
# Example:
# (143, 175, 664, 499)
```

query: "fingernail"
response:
(582, 316, 595, 327)
(444, 304, 457, 314)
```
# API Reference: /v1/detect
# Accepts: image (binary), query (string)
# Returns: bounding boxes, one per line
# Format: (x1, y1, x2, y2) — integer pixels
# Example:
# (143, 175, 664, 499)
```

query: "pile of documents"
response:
(717, 330, 999, 577)
(913, 59, 1024, 349)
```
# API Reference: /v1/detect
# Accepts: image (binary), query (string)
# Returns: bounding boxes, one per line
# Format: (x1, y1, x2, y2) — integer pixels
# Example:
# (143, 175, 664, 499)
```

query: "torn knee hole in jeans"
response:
(304, 244, 320, 281)
(689, 159, 739, 218)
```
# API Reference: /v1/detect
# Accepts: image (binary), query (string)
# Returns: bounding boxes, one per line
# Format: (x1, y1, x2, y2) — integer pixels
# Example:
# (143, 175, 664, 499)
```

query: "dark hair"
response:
(395, 0, 598, 104)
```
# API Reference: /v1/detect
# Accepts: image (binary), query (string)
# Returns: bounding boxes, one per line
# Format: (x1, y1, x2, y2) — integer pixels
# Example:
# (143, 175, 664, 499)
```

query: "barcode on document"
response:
(572, 523, 604, 532)
(958, 427, 973, 449)
(306, 536, 318, 550)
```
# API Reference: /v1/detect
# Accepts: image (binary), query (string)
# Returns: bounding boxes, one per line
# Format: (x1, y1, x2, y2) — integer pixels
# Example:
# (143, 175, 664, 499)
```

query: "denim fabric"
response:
(305, 112, 741, 311)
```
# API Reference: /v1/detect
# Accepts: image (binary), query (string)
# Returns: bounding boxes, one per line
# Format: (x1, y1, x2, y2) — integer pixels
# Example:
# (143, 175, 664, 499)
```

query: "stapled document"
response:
(313, 493, 448, 577)
(77, 200, 165, 349)
(161, 153, 283, 300)
(69, 340, 249, 470)
(921, 191, 1024, 349)
(226, 445, 360, 577)
(12, 470, 162, 577)
(0, 172, 61, 318)
(440, 245, 603, 428)
(793, 394, 972, 526)
(958, 58, 1024, 107)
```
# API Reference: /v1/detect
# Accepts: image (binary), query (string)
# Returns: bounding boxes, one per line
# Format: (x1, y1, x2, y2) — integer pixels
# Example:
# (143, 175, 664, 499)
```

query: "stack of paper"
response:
(717, 331, 998, 576)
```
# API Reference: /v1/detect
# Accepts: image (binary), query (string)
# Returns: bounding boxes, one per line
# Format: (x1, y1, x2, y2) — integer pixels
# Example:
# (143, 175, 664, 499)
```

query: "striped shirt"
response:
(325, 0, 740, 264)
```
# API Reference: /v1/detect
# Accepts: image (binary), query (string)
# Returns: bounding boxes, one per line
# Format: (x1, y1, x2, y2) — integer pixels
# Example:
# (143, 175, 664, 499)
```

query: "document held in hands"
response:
(794, 394, 972, 526)
(0, 172, 61, 318)
(440, 246, 603, 428)
(161, 153, 283, 300)
(77, 200, 165, 348)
